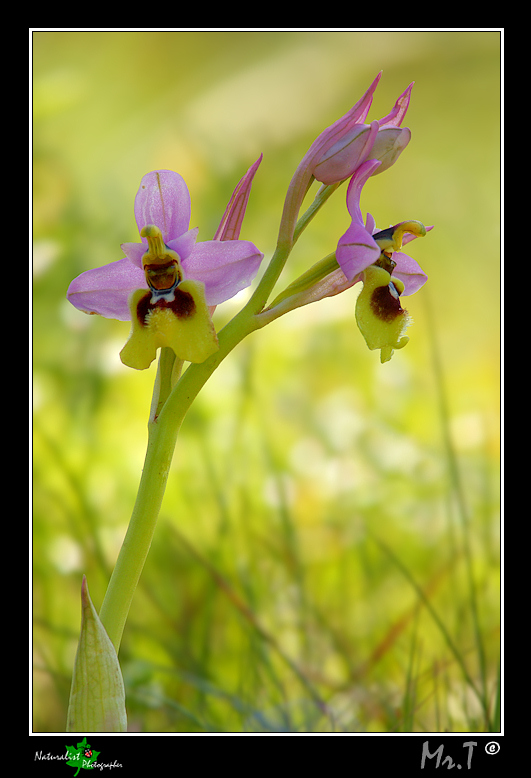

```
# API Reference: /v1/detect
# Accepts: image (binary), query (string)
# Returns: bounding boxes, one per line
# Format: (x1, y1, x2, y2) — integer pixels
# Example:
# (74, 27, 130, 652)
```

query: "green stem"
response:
(98, 402, 181, 652)
(245, 240, 293, 316)
(245, 180, 342, 316)
(98, 306, 260, 652)
(292, 181, 342, 245)
(149, 347, 178, 423)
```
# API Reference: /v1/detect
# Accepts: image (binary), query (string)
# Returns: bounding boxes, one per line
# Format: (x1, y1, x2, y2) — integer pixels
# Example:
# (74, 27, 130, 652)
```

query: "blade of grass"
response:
(423, 291, 494, 729)
(401, 612, 421, 732)
(368, 530, 485, 717)
(169, 524, 331, 725)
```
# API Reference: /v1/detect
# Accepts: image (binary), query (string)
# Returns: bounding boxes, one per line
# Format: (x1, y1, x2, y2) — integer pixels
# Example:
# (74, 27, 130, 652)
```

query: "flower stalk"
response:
(98, 411, 180, 652)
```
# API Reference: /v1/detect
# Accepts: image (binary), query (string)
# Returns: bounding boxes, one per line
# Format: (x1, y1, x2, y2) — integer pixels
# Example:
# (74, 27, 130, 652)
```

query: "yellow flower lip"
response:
(355, 264, 410, 363)
(140, 224, 182, 292)
(120, 281, 219, 369)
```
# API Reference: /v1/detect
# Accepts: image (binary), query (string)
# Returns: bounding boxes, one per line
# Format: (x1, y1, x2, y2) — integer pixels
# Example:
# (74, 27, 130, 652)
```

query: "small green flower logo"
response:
(65, 737, 100, 776)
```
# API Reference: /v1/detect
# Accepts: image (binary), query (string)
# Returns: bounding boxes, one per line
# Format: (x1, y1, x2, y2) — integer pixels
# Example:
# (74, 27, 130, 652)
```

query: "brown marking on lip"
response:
(370, 282, 405, 323)
(136, 288, 196, 326)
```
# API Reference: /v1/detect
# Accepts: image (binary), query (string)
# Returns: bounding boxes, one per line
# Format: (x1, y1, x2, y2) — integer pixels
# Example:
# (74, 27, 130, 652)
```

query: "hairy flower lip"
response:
(356, 264, 411, 363)
(120, 279, 219, 369)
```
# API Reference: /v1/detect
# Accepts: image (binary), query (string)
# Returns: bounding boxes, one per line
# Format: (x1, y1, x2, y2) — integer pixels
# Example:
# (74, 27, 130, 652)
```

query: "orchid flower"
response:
(67, 160, 264, 369)
(338, 159, 431, 362)
(335, 159, 428, 289)
(262, 158, 431, 363)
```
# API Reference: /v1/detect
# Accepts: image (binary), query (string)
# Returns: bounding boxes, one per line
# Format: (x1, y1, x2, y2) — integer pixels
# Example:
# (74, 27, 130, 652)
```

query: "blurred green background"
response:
(33, 30, 500, 733)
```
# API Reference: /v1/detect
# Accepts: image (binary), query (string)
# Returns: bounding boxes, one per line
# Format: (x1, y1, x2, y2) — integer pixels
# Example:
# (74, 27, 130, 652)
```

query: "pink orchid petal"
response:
(167, 227, 199, 261)
(67, 258, 147, 321)
(313, 121, 379, 186)
(134, 170, 191, 244)
(378, 83, 414, 128)
(393, 251, 428, 296)
(308, 72, 382, 166)
(120, 242, 145, 268)
(214, 155, 262, 241)
(345, 160, 382, 225)
(368, 127, 411, 175)
(182, 240, 264, 305)
(336, 222, 381, 282)
(393, 225, 433, 295)
(365, 212, 376, 235)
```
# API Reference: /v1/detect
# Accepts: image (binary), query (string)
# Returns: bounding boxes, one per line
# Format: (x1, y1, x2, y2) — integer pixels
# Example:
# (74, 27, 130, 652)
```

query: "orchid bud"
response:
(312, 121, 379, 185)
(367, 126, 411, 175)
(278, 73, 383, 244)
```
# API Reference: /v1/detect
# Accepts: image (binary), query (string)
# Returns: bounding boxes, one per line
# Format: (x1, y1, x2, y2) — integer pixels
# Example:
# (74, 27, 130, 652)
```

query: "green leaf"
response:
(66, 576, 127, 732)
(268, 252, 340, 309)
